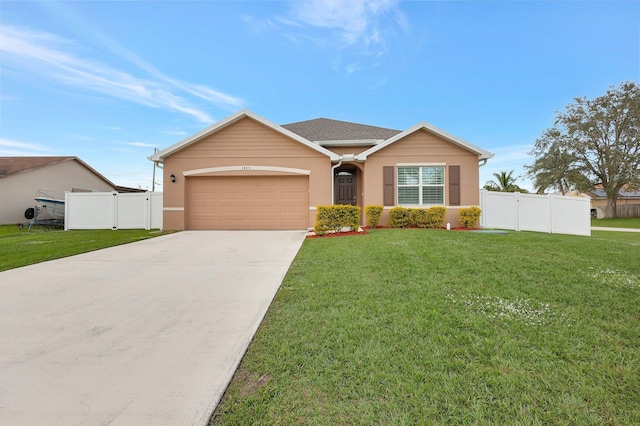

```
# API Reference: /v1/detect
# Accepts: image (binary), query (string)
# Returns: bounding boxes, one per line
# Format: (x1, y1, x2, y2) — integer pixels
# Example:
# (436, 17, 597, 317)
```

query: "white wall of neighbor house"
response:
(0, 161, 115, 224)
(65, 192, 162, 230)
(480, 189, 591, 236)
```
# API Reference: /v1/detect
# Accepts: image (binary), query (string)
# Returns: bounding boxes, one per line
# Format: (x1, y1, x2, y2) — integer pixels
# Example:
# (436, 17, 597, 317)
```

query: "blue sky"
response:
(1, 0, 638, 191)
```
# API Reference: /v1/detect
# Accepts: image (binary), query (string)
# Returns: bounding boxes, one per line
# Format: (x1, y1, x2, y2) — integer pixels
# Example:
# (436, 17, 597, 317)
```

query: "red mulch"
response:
(306, 230, 368, 239)
(307, 226, 479, 238)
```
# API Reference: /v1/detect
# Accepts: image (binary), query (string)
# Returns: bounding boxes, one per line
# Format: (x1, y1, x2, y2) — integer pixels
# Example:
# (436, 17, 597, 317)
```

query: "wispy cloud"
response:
(0, 25, 244, 123)
(161, 130, 188, 136)
(0, 137, 54, 156)
(126, 142, 156, 148)
(246, 0, 407, 68)
(286, 0, 402, 48)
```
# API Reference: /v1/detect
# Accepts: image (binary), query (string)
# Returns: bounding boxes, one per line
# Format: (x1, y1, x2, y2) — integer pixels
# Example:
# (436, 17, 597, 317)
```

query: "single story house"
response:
(149, 110, 493, 230)
(571, 186, 640, 218)
(0, 156, 133, 225)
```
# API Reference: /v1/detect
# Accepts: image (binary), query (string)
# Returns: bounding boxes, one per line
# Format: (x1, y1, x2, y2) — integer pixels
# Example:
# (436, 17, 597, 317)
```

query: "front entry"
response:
(334, 168, 357, 206)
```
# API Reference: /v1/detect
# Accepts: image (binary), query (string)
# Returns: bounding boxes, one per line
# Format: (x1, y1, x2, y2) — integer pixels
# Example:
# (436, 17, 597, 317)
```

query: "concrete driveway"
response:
(0, 231, 306, 425)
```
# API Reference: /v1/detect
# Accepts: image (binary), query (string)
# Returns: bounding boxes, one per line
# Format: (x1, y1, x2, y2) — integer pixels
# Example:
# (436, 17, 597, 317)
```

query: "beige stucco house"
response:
(569, 186, 640, 218)
(150, 110, 493, 230)
(0, 157, 119, 225)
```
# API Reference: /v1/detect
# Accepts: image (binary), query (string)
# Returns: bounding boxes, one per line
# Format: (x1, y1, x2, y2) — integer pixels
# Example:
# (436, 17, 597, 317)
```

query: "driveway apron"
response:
(0, 230, 306, 425)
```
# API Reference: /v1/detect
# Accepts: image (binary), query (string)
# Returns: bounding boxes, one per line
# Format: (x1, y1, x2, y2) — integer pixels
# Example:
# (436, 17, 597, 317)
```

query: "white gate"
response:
(65, 192, 163, 230)
(479, 189, 590, 236)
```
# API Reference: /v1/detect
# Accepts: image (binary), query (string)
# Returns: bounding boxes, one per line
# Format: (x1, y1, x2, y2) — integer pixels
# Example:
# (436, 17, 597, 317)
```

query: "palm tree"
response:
(484, 170, 528, 192)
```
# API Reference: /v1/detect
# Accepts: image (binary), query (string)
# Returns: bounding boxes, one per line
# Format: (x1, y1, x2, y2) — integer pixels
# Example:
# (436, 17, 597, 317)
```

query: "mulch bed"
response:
(306, 226, 479, 238)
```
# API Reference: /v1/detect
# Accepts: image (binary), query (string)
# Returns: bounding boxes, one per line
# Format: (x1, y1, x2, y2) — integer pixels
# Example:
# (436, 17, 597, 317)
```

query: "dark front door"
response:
(335, 170, 357, 205)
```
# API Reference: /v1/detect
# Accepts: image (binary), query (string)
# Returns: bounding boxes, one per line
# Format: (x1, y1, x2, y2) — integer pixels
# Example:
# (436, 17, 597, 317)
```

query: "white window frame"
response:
(397, 165, 446, 206)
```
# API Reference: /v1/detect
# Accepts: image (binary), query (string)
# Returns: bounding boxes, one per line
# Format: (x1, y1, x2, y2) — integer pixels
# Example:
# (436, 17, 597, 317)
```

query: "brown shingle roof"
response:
(0, 156, 78, 178)
(281, 118, 401, 142)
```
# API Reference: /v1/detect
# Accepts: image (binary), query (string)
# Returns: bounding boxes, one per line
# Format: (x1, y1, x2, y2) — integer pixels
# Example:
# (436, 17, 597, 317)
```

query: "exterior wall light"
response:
(170, 173, 176, 183)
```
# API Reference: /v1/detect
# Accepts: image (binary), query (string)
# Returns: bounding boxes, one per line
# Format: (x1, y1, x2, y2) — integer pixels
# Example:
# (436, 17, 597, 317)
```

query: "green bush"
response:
(459, 206, 481, 228)
(390, 206, 447, 229)
(425, 206, 446, 229)
(314, 205, 361, 236)
(389, 207, 410, 228)
(365, 205, 384, 228)
(409, 208, 429, 228)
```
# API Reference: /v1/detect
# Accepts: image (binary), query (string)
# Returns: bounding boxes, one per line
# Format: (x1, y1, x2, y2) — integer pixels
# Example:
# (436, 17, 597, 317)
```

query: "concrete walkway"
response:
(592, 227, 640, 233)
(0, 231, 306, 426)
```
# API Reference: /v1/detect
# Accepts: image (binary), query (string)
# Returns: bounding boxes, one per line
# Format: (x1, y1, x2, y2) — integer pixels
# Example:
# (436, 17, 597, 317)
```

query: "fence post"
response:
(145, 191, 151, 231)
(479, 189, 485, 228)
(112, 192, 118, 230)
(548, 194, 556, 234)
(514, 192, 520, 232)
(64, 192, 70, 231)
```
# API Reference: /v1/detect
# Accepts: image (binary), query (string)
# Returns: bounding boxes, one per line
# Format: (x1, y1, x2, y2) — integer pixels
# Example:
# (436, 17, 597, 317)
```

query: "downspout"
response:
(479, 158, 488, 167)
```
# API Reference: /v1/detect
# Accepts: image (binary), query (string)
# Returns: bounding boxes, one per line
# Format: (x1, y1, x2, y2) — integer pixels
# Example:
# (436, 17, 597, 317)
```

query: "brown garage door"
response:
(186, 175, 309, 230)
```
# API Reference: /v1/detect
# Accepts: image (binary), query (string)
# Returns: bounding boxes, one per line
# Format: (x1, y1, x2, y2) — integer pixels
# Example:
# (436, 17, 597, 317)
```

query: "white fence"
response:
(65, 192, 163, 230)
(479, 189, 591, 236)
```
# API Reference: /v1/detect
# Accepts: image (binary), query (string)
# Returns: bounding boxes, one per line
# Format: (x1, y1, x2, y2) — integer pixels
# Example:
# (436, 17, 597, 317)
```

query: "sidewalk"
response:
(592, 227, 640, 233)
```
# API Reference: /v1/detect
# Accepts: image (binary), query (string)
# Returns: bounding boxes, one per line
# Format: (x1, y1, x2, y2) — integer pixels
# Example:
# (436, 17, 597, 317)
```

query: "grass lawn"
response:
(212, 229, 640, 425)
(0, 224, 167, 272)
(591, 217, 640, 229)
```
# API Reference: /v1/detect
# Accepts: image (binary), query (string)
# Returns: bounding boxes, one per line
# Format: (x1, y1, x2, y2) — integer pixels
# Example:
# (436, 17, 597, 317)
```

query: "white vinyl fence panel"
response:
(65, 192, 163, 230)
(480, 189, 590, 236)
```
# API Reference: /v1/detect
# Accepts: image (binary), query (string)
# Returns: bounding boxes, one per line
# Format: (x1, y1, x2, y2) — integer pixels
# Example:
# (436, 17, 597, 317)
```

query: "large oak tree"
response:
(527, 82, 640, 217)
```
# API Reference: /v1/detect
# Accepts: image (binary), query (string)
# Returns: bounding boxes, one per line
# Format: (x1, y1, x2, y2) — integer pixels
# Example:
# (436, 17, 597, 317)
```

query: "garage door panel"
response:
(250, 205, 277, 215)
(187, 176, 309, 230)
(280, 205, 307, 215)
(251, 191, 278, 201)
(281, 191, 307, 200)
(219, 192, 248, 201)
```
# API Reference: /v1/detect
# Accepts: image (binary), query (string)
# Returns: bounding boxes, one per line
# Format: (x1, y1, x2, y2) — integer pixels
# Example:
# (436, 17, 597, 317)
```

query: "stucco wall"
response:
(162, 117, 332, 230)
(362, 129, 480, 222)
(0, 160, 115, 224)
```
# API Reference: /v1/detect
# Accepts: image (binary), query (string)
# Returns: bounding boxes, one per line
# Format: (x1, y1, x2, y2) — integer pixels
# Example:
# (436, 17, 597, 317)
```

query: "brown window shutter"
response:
(449, 165, 460, 206)
(383, 166, 395, 206)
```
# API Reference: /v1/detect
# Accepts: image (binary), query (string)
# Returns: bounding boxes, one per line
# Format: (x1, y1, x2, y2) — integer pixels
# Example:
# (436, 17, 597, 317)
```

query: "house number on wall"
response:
(241, 166, 251, 170)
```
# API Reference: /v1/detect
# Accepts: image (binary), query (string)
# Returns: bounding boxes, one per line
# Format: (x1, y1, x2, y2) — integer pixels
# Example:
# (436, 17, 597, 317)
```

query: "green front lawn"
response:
(0, 225, 167, 272)
(591, 217, 640, 229)
(212, 229, 640, 424)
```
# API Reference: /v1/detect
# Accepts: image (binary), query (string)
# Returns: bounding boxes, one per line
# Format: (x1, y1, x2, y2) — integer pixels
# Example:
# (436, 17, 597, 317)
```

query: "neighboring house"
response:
(570, 186, 640, 218)
(0, 156, 122, 225)
(149, 110, 493, 230)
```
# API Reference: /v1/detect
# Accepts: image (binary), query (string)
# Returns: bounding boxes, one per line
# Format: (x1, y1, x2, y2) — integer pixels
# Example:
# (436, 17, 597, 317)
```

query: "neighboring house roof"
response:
(359, 121, 494, 161)
(149, 110, 340, 162)
(114, 185, 147, 193)
(281, 118, 401, 145)
(584, 188, 640, 199)
(0, 156, 117, 188)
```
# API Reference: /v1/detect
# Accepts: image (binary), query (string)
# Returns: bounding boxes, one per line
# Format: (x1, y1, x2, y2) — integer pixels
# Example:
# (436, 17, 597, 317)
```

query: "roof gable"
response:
(0, 156, 116, 187)
(358, 122, 493, 160)
(150, 110, 340, 162)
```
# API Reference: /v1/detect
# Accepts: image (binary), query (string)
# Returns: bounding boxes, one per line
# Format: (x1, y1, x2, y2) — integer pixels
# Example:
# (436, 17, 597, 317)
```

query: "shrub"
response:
(459, 206, 482, 228)
(409, 208, 429, 228)
(424, 206, 446, 229)
(389, 207, 410, 228)
(314, 205, 361, 236)
(365, 205, 384, 228)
